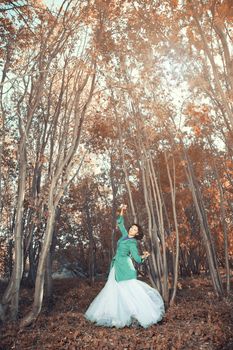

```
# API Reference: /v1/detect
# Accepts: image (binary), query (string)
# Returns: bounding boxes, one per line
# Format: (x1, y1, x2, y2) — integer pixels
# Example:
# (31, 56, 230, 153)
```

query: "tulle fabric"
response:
(85, 266, 165, 328)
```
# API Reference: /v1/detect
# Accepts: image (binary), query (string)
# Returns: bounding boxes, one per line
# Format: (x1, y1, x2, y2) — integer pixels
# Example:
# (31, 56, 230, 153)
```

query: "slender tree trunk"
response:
(165, 153, 179, 305)
(85, 201, 95, 286)
(213, 165, 231, 294)
(0, 45, 10, 227)
(1, 141, 26, 320)
(44, 214, 58, 302)
(140, 152, 164, 296)
(146, 153, 169, 303)
(113, 99, 137, 223)
(44, 251, 53, 302)
(212, 15, 233, 91)
(191, 4, 233, 128)
(20, 191, 56, 327)
(27, 241, 37, 287)
(110, 153, 118, 258)
(185, 153, 223, 297)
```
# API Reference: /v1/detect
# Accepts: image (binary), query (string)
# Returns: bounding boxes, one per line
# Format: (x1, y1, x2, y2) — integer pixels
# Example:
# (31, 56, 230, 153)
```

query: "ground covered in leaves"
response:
(0, 275, 233, 350)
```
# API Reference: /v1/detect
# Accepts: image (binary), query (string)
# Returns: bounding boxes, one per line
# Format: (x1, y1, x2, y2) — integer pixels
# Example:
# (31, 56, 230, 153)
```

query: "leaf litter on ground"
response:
(0, 275, 233, 350)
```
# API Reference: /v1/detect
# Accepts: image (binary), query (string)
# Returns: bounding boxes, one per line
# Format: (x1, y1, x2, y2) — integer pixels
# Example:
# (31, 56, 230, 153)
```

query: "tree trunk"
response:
(191, 4, 233, 128)
(44, 251, 53, 302)
(85, 199, 95, 286)
(165, 153, 179, 305)
(140, 151, 165, 297)
(27, 241, 37, 288)
(212, 163, 231, 294)
(185, 153, 223, 297)
(20, 195, 56, 327)
(1, 141, 26, 320)
(110, 153, 118, 258)
(113, 99, 137, 223)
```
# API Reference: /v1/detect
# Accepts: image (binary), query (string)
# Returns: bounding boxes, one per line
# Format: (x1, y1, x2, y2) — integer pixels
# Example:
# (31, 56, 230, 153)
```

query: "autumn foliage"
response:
(0, 0, 233, 348)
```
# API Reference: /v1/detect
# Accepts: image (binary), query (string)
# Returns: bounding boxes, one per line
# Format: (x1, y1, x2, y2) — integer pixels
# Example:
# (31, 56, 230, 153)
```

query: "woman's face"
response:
(129, 225, 139, 237)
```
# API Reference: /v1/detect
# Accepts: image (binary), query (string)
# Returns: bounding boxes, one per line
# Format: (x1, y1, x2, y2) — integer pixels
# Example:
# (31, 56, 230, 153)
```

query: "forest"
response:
(0, 0, 233, 349)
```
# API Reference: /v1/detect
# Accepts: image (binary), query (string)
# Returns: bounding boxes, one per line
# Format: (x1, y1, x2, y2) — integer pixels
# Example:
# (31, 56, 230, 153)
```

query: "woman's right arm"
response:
(116, 204, 128, 238)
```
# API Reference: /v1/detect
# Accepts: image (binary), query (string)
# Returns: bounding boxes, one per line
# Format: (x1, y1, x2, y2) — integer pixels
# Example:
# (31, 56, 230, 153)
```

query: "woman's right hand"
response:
(120, 204, 127, 215)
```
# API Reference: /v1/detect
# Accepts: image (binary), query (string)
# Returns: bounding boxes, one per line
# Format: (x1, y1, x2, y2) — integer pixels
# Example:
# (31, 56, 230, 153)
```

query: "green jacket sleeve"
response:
(117, 215, 128, 238)
(129, 240, 143, 264)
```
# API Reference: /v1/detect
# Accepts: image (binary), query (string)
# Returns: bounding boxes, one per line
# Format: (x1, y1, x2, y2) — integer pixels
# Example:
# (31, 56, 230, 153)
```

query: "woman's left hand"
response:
(142, 251, 150, 259)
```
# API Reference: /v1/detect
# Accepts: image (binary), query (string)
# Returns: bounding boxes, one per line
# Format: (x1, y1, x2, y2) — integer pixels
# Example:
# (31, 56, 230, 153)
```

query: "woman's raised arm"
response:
(116, 204, 128, 238)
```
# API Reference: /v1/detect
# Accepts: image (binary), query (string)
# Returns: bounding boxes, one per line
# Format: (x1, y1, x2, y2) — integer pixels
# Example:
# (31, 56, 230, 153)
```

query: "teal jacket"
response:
(112, 215, 143, 282)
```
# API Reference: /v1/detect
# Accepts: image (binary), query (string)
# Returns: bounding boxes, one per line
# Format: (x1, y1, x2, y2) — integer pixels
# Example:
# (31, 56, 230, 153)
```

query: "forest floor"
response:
(0, 275, 233, 350)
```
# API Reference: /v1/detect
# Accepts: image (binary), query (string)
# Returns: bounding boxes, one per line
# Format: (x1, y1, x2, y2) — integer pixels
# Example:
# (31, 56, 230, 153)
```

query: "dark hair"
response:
(128, 223, 144, 241)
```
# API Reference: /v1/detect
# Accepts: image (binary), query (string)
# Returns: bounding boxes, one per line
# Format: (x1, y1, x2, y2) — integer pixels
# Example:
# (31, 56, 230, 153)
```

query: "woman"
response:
(85, 204, 165, 328)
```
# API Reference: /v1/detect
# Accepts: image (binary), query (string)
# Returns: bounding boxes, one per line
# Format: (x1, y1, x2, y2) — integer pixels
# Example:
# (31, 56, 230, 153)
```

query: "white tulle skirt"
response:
(85, 266, 165, 328)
